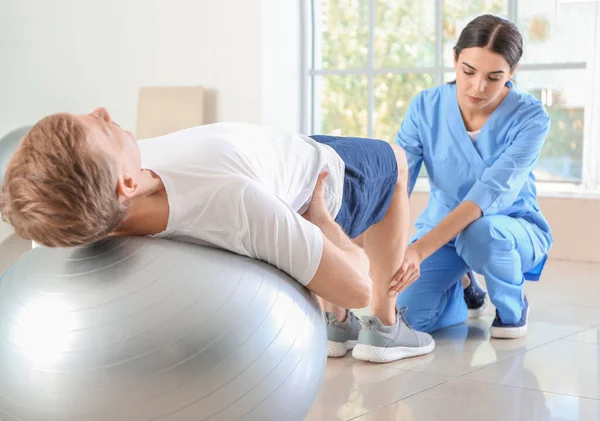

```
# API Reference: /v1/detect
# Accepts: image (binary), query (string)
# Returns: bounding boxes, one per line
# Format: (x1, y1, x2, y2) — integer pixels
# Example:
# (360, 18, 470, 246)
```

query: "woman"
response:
(391, 14, 553, 339)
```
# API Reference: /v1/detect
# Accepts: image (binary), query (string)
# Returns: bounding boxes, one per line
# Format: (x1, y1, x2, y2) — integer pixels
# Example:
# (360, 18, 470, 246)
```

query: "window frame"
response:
(302, 0, 600, 196)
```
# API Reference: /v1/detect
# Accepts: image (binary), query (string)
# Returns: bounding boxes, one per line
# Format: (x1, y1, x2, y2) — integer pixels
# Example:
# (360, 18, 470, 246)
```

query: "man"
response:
(0, 108, 434, 363)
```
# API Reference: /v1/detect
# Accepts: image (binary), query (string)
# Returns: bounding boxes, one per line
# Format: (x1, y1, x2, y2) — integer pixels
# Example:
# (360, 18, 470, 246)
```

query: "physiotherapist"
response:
(391, 14, 553, 339)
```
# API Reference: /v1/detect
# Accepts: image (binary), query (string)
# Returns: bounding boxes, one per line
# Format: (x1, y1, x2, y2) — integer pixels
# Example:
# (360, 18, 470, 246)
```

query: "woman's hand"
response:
(389, 244, 423, 296)
(387, 201, 484, 297)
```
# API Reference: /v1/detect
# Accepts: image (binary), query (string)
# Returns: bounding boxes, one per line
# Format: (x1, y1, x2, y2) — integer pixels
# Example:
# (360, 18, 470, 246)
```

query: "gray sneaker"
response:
(325, 310, 361, 357)
(352, 307, 435, 363)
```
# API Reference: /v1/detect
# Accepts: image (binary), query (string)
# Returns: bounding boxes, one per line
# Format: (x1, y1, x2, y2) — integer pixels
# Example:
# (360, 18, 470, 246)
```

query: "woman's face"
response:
(453, 47, 516, 112)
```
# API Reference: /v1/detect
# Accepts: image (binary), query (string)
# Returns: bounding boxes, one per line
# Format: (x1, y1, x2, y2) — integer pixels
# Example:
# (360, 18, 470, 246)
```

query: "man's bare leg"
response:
(317, 234, 365, 322)
(362, 144, 410, 326)
(319, 145, 433, 362)
(318, 144, 409, 327)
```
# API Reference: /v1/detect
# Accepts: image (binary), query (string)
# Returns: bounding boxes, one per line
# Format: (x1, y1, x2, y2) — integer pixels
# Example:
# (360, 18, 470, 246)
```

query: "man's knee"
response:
(389, 144, 408, 189)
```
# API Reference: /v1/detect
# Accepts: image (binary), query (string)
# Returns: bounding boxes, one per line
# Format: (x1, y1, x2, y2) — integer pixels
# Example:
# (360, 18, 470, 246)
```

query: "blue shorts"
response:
(310, 135, 398, 239)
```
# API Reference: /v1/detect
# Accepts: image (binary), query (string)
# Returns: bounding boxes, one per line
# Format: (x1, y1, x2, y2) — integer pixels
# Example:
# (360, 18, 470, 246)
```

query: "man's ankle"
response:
(332, 309, 348, 323)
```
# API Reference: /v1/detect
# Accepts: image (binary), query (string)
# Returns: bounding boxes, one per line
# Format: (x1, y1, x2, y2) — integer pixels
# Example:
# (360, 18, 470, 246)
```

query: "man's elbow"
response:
(356, 283, 372, 308)
(348, 276, 372, 309)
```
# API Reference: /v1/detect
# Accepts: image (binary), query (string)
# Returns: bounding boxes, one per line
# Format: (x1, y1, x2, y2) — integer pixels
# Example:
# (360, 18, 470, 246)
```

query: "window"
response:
(305, 0, 600, 193)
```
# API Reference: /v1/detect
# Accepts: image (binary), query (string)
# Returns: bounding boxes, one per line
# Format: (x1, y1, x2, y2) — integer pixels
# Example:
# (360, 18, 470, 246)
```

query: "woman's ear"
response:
(509, 63, 520, 80)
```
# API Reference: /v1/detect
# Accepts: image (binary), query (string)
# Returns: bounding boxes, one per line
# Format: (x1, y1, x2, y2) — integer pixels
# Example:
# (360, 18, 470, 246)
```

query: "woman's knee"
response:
(456, 216, 515, 268)
(398, 296, 464, 333)
(403, 311, 440, 333)
(397, 289, 444, 333)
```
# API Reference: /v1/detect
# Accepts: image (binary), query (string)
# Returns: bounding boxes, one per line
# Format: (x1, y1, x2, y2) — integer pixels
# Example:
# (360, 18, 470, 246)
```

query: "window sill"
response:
(412, 178, 600, 200)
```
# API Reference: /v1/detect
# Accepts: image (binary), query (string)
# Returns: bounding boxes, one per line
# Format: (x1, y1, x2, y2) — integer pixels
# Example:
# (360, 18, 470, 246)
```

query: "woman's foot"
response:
(490, 296, 530, 339)
(463, 270, 488, 318)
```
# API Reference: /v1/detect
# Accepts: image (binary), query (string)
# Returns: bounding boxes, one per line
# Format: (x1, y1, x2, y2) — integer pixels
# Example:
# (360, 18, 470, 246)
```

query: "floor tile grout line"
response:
(455, 377, 600, 402)
(560, 338, 600, 345)
(398, 323, 597, 380)
(340, 324, 600, 420)
(346, 375, 600, 420)
(402, 344, 531, 379)
(345, 376, 457, 421)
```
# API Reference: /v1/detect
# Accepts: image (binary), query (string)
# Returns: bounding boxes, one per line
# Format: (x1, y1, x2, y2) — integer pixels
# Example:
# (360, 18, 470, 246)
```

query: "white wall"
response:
(0, 0, 302, 245)
(260, 0, 303, 132)
(1, 0, 599, 266)
(0, 0, 296, 137)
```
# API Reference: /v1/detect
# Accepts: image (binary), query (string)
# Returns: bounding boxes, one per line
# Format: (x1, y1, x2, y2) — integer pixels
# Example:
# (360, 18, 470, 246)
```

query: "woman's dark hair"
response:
(449, 15, 523, 84)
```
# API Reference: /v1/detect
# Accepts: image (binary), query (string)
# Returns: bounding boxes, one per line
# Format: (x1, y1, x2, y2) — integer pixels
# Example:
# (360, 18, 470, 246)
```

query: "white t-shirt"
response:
(139, 122, 345, 285)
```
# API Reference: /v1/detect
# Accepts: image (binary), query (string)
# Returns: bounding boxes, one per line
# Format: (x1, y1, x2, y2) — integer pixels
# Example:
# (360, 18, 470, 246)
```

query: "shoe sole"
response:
(351, 340, 436, 363)
(327, 340, 358, 358)
(490, 306, 530, 339)
(468, 296, 489, 319)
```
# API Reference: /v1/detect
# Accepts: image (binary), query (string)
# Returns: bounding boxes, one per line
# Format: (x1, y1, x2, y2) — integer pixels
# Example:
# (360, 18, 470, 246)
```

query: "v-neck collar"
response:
(449, 81, 514, 165)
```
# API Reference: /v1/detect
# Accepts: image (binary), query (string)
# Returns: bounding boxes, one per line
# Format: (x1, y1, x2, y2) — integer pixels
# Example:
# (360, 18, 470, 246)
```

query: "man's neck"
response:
(113, 170, 170, 237)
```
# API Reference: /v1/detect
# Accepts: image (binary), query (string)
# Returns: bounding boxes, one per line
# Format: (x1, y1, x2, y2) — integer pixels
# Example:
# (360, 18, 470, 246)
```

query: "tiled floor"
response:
(307, 260, 600, 421)
(1, 236, 599, 421)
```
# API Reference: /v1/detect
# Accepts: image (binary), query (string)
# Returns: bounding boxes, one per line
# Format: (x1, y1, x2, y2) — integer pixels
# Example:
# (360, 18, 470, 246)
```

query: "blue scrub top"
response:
(395, 81, 553, 248)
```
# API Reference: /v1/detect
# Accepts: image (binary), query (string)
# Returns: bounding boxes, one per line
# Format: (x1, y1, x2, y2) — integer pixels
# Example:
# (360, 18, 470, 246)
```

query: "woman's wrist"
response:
(410, 240, 429, 262)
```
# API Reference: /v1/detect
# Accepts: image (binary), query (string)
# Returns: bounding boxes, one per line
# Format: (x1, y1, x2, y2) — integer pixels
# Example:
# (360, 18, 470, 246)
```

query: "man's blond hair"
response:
(0, 113, 127, 247)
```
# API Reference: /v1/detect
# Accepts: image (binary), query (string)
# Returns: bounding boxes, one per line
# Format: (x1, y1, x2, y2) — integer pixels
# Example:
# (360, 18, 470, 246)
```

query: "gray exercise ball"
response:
(0, 237, 326, 421)
(0, 126, 30, 188)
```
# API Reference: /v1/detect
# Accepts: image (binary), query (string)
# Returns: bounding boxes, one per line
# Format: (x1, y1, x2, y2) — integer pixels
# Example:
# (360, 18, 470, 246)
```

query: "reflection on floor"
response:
(307, 260, 600, 421)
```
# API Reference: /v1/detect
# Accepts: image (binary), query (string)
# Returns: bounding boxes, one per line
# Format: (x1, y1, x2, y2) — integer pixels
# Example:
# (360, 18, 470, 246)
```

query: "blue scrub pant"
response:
(396, 215, 551, 333)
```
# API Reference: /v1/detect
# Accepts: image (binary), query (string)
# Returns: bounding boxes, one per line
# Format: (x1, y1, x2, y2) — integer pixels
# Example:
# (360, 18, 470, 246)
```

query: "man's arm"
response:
(239, 177, 371, 310)
(301, 172, 371, 308)
(304, 214, 371, 309)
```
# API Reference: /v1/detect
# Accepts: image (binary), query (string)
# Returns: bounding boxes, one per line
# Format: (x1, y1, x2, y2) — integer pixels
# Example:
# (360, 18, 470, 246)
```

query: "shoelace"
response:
(359, 306, 414, 330)
(397, 306, 413, 328)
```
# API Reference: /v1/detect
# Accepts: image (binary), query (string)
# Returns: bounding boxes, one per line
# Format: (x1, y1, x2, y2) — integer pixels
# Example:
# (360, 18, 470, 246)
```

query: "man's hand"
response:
(388, 244, 423, 296)
(302, 172, 330, 226)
